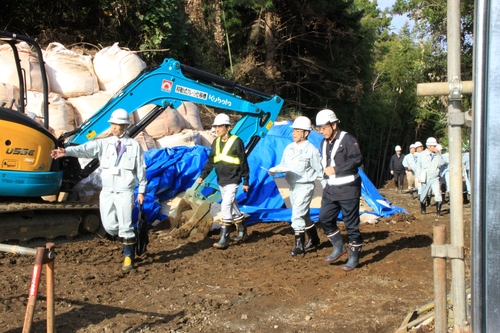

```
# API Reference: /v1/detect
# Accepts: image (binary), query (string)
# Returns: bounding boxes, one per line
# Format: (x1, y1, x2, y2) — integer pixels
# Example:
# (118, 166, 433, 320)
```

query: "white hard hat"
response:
(291, 116, 311, 130)
(395, 145, 402, 151)
(414, 141, 423, 148)
(316, 109, 339, 127)
(212, 113, 231, 126)
(108, 108, 130, 125)
(409, 144, 416, 149)
(426, 137, 438, 146)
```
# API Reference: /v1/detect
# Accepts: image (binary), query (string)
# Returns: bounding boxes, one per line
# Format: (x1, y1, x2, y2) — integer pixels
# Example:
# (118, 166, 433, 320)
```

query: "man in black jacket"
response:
(390, 145, 406, 193)
(197, 113, 249, 249)
(315, 109, 363, 271)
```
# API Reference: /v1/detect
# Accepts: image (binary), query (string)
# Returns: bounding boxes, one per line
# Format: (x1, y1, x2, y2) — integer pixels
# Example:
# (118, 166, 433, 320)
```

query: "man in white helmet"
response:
(314, 109, 363, 271)
(268, 116, 323, 256)
(197, 113, 250, 249)
(402, 144, 417, 199)
(51, 108, 147, 271)
(390, 145, 405, 193)
(415, 137, 445, 215)
(413, 141, 425, 199)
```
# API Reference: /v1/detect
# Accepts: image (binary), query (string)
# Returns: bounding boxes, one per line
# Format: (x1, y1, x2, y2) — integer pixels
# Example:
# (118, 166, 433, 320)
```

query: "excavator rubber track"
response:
(1, 199, 101, 243)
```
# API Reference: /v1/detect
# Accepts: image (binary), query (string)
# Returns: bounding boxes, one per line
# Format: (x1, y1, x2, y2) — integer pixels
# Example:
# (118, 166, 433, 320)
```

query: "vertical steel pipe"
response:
(472, 0, 500, 331)
(447, 0, 467, 329)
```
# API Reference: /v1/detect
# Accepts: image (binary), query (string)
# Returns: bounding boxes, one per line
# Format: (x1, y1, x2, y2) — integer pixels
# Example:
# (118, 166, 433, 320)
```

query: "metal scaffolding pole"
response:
(446, 0, 467, 329)
(472, 0, 500, 331)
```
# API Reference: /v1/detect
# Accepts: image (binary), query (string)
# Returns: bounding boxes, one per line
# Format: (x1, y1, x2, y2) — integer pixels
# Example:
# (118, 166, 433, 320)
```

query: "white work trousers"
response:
(100, 190, 135, 239)
(290, 182, 315, 232)
(220, 183, 243, 224)
(419, 177, 442, 203)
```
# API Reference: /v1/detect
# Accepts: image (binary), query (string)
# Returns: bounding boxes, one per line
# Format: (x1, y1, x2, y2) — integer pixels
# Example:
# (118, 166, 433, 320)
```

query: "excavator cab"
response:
(0, 31, 62, 197)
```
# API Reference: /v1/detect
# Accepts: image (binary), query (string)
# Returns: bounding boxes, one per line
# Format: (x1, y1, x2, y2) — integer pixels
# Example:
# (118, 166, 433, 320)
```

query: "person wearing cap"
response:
(416, 137, 445, 215)
(314, 109, 363, 271)
(390, 145, 406, 193)
(402, 144, 417, 199)
(268, 116, 323, 256)
(51, 109, 147, 271)
(197, 113, 250, 249)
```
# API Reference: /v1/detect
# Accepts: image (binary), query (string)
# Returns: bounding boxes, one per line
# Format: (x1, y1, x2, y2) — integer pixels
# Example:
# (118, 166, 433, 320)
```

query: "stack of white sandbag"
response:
(1, 40, 212, 151)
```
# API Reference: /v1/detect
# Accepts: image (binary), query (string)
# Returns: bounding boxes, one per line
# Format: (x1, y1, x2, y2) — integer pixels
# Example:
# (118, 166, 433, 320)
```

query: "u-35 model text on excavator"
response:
(0, 30, 284, 242)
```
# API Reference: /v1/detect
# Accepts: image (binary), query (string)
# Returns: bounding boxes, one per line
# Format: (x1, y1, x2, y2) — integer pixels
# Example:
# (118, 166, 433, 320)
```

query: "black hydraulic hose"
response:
(180, 64, 272, 99)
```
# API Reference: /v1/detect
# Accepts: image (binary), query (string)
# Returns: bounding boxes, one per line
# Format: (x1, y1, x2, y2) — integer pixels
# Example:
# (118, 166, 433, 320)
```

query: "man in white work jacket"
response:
(315, 109, 363, 271)
(51, 109, 147, 271)
(268, 116, 323, 256)
(416, 137, 444, 215)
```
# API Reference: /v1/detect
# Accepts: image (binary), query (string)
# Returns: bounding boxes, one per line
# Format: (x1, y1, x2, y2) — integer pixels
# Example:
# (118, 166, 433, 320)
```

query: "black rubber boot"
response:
(122, 237, 136, 272)
(343, 243, 362, 271)
(213, 225, 231, 249)
(426, 195, 431, 207)
(325, 231, 347, 262)
(463, 192, 470, 204)
(290, 232, 306, 256)
(441, 192, 447, 204)
(420, 201, 426, 214)
(436, 202, 442, 216)
(231, 221, 248, 242)
(304, 224, 320, 250)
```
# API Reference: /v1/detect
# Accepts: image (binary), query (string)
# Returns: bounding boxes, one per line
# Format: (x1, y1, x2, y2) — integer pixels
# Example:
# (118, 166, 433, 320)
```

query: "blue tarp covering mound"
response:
(137, 122, 407, 224)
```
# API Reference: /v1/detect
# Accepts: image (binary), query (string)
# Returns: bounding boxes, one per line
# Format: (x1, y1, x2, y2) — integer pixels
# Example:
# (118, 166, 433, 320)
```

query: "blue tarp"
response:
(136, 122, 407, 224)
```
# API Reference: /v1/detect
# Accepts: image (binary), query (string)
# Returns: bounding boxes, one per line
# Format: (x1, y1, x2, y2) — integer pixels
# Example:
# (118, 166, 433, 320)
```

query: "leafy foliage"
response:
(1, 0, 474, 187)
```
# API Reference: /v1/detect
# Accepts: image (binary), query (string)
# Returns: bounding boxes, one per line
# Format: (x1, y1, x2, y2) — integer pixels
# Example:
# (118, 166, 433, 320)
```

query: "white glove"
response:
(268, 167, 277, 177)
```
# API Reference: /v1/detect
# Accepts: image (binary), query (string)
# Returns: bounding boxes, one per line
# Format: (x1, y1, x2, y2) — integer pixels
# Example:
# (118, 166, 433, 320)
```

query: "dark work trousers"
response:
(394, 171, 405, 189)
(318, 197, 362, 245)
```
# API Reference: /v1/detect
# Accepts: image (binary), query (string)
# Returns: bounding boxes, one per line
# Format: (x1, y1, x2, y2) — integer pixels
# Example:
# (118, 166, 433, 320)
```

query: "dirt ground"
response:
(0, 185, 470, 333)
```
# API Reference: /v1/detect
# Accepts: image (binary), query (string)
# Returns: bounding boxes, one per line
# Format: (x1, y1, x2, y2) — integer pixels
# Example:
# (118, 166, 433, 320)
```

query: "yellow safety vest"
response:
(214, 135, 240, 164)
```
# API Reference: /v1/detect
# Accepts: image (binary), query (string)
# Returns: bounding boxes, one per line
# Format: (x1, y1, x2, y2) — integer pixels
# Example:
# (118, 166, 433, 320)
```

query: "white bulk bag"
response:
(93, 43, 146, 93)
(136, 105, 185, 139)
(25, 91, 76, 135)
(0, 42, 47, 92)
(155, 129, 201, 148)
(199, 130, 217, 147)
(135, 132, 158, 151)
(0, 83, 20, 110)
(67, 91, 115, 126)
(43, 42, 99, 98)
(177, 102, 203, 130)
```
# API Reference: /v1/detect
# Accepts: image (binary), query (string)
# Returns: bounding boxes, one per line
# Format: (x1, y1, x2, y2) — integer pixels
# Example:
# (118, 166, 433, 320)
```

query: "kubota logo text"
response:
(209, 95, 232, 106)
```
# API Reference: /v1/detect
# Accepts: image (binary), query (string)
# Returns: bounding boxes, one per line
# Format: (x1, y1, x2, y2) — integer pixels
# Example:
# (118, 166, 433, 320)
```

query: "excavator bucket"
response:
(168, 183, 218, 239)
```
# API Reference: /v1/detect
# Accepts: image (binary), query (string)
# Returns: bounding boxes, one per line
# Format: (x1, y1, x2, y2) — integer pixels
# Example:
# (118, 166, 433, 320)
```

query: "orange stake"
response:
(22, 247, 44, 333)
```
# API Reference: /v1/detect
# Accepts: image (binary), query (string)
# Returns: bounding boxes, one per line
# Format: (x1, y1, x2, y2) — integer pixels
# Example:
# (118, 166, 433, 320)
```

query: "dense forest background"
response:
(1, 0, 473, 187)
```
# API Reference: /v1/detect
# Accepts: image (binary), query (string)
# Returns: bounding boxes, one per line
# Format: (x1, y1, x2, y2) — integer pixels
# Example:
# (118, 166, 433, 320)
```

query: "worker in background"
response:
(462, 149, 470, 204)
(197, 113, 249, 249)
(416, 137, 445, 215)
(315, 109, 363, 271)
(268, 116, 323, 256)
(402, 144, 417, 199)
(51, 109, 146, 271)
(437, 144, 449, 203)
(413, 141, 425, 202)
(390, 145, 405, 193)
